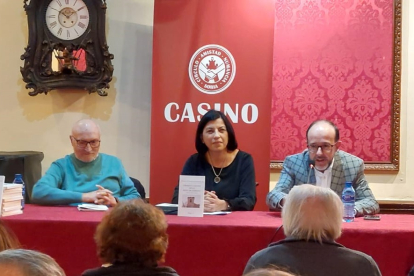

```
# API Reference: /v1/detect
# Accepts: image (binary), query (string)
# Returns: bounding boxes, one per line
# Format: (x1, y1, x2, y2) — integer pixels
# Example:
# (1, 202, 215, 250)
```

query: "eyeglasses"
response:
(71, 136, 100, 148)
(307, 143, 337, 153)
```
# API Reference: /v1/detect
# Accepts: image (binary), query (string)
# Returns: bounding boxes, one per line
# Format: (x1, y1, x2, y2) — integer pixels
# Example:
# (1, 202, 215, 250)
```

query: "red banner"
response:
(150, 0, 275, 210)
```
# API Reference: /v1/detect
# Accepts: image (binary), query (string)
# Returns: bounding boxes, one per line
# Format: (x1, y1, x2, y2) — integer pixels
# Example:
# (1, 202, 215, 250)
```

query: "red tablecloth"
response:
(2, 205, 414, 276)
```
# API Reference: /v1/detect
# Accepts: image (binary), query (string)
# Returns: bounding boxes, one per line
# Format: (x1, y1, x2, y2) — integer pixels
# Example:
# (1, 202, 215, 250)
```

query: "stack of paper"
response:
(156, 203, 178, 214)
(77, 203, 109, 212)
(0, 179, 23, 217)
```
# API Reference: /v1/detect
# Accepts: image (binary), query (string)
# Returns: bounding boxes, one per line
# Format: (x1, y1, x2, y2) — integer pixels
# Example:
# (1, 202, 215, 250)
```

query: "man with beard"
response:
(266, 120, 379, 216)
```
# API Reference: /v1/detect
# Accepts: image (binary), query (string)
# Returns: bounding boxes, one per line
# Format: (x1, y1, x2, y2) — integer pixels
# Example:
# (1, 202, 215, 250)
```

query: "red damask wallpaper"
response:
(271, 0, 394, 162)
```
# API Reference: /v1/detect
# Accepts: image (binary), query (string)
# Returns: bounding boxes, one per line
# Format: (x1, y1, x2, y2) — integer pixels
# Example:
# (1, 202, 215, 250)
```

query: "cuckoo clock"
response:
(21, 0, 114, 96)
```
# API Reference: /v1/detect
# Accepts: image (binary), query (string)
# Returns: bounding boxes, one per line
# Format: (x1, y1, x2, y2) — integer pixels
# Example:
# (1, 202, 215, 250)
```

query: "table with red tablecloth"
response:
(2, 205, 414, 276)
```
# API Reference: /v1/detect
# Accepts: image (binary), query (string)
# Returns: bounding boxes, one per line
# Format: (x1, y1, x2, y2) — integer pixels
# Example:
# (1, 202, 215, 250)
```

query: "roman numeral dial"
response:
(45, 0, 89, 41)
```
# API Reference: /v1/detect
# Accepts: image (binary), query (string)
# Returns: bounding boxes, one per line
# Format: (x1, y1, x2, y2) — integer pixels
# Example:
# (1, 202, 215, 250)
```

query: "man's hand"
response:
(204, 191, 227, 212)
(81, 190, 99, 203)
(278, 198, 285, 209)
(95, 185, 117, 206)
(81, 185, 117, 206)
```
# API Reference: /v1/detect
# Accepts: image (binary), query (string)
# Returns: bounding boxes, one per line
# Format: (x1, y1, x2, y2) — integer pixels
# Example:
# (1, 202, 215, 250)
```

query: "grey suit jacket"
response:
(266, 150, 379, 216)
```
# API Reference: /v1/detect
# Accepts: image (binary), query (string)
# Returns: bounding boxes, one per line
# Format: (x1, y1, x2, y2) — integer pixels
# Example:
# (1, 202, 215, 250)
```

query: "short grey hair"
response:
(0, 249, 65, 276)
(244, 267, 296, 276)
(282, 184, 342, 243)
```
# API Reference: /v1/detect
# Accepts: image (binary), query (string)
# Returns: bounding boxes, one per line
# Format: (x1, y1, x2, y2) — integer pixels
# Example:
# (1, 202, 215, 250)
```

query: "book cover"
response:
(177, 175, 205, 217)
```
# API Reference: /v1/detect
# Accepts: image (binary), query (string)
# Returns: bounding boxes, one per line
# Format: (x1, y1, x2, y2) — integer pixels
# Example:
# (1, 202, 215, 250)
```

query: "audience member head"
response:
(244, 267, 296, 276)
(306, 119, 341, 171)
(282, 184, 342, 243)
(0, 221, 20, 251)
(0, 249, 65, 276)
(195, 109, 238, 154)
(70, 119, 101, 162)
(95, 199, 168, 266)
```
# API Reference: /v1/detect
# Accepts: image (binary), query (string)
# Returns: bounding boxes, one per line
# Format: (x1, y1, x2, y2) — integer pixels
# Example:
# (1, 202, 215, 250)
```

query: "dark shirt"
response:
(82, 263, 179, 276)
(244, 238, 382, 276)
(409, 265, 414, 276)
(172, 150, 256, 211)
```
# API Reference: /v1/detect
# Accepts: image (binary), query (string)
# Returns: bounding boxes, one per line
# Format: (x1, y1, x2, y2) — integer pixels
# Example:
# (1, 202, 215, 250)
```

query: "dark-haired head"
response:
(195, 110, 238, 154)
(306, 120, 339, 143)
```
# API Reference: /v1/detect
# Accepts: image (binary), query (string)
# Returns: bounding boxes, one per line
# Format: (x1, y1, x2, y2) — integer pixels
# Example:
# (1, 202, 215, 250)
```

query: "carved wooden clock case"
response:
(21, 0, 114, 96)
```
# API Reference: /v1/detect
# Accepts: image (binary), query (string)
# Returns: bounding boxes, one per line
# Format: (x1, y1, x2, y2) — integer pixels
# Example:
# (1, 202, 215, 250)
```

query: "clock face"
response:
(45, 0, 90, 41)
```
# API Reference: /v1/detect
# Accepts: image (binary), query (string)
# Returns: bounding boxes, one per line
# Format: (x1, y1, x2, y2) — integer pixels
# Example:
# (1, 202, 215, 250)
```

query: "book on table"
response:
(3, 189, 23, 197)
(3, 205, 23, 212)
(1, 199, 23, 217)
(3, 183, 23, 189)
(2, 183, 23, 201)
(1, 209, 23, 217)
(0, 178, 23, 217)
(2, 200, 22, 209)
(2, 195, 23, 202)
(77, 203, 109, 211)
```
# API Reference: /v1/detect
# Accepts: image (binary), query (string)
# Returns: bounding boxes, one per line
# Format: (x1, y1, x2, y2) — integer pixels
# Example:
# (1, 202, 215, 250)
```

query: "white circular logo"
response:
(188, 44, 236, 94)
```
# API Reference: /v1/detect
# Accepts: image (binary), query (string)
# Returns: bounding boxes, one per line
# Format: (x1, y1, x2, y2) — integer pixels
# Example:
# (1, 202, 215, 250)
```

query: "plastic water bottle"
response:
(342, 181, 355, 222)
(12, 174, 25, 210)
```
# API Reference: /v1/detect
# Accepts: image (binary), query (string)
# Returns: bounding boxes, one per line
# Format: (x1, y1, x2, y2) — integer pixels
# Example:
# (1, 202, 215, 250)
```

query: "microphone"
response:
(268, 224, 283, 246)
(307, 160, 315, 184)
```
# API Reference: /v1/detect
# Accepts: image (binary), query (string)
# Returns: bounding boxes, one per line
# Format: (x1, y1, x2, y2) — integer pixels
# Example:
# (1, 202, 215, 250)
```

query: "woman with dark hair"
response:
(82, 199, 178, 276)
(172, 109, 256, 211)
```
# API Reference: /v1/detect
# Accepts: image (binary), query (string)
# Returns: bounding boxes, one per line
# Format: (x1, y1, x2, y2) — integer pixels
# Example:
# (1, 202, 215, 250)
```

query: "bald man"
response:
(266, 119, 379, 216)
(32, 119, 139, 206)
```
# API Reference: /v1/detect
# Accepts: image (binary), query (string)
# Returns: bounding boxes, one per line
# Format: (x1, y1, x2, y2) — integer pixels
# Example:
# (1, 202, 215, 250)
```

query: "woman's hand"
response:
(204, 191, 228, 212)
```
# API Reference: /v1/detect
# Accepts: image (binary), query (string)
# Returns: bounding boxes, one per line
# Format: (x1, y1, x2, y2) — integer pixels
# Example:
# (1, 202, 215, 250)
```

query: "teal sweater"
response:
(32, 153, 140, 205)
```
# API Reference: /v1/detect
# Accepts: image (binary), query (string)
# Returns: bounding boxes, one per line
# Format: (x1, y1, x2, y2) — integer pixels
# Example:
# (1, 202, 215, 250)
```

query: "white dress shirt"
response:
(315, 158, 334, 188)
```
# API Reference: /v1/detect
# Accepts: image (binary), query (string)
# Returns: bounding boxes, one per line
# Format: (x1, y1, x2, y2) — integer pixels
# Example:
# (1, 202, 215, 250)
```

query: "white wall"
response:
(1, 0, 413, 202)
(0, 0, 154, 191)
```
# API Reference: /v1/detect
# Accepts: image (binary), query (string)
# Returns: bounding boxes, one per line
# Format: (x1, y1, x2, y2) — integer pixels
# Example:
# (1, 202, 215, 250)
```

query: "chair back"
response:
(130, 177, 146, 199)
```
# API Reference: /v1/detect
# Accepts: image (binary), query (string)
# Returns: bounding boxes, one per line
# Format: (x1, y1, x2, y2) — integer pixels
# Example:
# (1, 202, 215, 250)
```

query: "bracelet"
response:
(225, 201, 231, 211)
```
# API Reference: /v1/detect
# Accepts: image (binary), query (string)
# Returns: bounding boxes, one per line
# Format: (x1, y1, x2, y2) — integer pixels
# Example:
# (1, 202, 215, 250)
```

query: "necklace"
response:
(208, 151, 226, 183)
